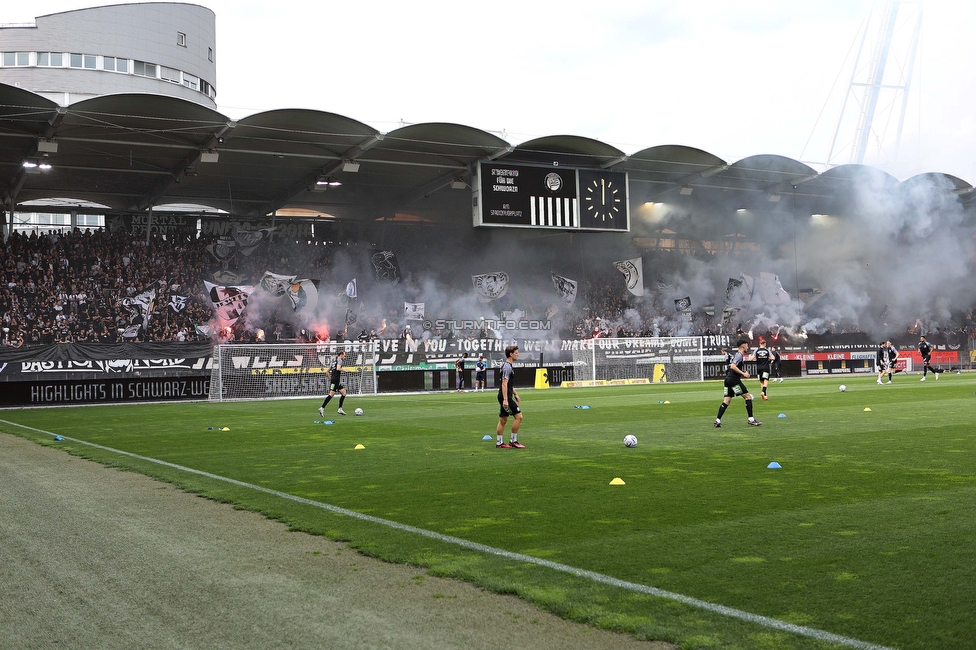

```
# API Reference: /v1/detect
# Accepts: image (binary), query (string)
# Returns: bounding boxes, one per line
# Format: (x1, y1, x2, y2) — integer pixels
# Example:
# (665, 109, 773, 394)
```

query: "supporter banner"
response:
(204, 281, 254, 325)
(106, 213, 197, 237)
(0, 342, 214, 380)
(0, 377, 211, 406)
(404, 302, 425, 321)
(260, 271, 297, 297)
(233, 226, 275, 255)
(199, 218, 313, 241)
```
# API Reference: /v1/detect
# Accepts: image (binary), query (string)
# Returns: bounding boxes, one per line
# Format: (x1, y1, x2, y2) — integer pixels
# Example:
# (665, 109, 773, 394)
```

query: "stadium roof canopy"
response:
(1, 82, 974, 226)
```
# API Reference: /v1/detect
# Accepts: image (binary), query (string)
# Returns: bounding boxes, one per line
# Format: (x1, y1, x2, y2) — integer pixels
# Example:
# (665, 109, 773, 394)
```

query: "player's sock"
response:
(338, 395, 345, 408)
(322, 395, 332, 408)
(762, 386, 767, 397)
(511, 433, 517, 443)
(497, 434, 503, 445)
(745, 399, 754, 418)
(716, 402, 729, 420)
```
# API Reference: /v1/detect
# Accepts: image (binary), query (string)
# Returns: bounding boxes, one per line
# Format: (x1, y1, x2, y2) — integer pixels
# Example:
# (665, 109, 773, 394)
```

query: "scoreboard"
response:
(473, 162, 629, 231)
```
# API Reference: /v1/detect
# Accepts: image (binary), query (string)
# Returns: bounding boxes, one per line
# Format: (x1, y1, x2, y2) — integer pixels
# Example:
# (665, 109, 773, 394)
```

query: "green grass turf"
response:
(3, 374, 976, 649)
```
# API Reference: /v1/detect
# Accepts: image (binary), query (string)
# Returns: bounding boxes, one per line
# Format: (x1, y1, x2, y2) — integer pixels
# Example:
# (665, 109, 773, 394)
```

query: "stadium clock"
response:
(577, 169, 629, 230)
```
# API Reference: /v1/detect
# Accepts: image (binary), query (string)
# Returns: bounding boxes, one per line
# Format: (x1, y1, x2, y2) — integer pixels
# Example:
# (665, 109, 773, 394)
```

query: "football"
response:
(624, 434, 638, 448)
(839, 385, 847, 392)
(354, 407, 364, 416)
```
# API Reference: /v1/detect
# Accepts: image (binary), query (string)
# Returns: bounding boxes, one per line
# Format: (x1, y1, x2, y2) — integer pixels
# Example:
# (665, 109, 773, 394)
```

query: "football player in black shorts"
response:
(496, 345, 525, 448)
(886, 339, 899, 383)
(876, 341, 890, 385)
(714, 339, 762, 428)
(918, 336, 940, 381)
(754, 339, 773, 401)
(318, 350, 349, 416)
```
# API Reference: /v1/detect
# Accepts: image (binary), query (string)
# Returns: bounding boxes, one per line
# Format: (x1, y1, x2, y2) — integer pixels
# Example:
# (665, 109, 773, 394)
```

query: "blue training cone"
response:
(54, 436, 63, 441)
(778, 413, 787, 418)
(482, 434, 493, 440)
(767, 461, 782, 469)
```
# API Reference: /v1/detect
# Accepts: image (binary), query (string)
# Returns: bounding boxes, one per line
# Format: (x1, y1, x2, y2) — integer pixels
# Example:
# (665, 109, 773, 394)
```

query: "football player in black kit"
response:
(318, 349, 349, 416)
(876, 341, 890, 385)
(886, 339, 899, 383)
(918, 336, 940, 381)
(714, 340, 762, 428)
(754, 339, 773, 401)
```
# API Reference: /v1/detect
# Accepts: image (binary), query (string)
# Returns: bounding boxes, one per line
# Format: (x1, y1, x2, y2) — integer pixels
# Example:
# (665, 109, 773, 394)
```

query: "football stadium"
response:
(2, 3, 975, 649)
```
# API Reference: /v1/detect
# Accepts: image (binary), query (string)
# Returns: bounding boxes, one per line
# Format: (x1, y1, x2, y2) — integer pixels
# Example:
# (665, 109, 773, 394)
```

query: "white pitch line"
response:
(2, 420, 896, 650)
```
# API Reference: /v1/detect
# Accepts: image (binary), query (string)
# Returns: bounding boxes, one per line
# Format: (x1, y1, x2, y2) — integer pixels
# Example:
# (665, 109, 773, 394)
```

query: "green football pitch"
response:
(3, 374, 975, 650)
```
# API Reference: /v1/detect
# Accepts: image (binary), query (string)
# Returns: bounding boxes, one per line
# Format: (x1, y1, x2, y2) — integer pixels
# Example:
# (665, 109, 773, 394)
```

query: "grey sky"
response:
(10, 1, 976, 182)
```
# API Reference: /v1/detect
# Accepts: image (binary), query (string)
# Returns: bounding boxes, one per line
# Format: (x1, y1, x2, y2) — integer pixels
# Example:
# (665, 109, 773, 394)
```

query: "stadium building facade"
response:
(0, 3, 216, 108)
(0, 3, 217, 232)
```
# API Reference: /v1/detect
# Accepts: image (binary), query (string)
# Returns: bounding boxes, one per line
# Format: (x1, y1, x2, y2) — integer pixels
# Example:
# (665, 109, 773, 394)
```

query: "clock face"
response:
(578, 170, 628, 230)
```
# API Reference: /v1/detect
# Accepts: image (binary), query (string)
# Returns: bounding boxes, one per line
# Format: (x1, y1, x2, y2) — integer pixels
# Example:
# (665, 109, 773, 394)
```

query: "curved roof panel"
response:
(510, 135, 626, 167)
(1, 83, 973, 224)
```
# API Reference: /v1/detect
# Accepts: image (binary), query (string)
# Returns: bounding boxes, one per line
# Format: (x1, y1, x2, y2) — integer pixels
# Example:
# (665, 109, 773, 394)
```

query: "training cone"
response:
(54, 436, 63, 441)
(207, 426, 214, 430)
(863, 407, 872, 412)
(767, 461, 782, 469)
(663, 400, 671, 404)
(220, 427, 230, 431)
(778, 413, 787, 418)
(482, 434, 493, 440)
(609, 477, 626, 485)
(354, 444, 365, 450)
(323, 420, 335, 425)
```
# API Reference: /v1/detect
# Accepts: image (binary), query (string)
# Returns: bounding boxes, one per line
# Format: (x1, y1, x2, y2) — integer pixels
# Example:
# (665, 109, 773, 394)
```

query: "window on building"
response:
(160, 66, 180, 83)
(103, 56, 115, 71)
(70, 53, 83, 68)
(3, 52, 31, 66)
(133, 60, 157, 78)
(115, 58, 127, 73)
(208, 47, 213, 62)
(182, 72, 199, 90)
(37, 52, 62, 66)
(37, 52, 63, 67)
(177, 32, 187, 47)
(83, 54, 96, 69)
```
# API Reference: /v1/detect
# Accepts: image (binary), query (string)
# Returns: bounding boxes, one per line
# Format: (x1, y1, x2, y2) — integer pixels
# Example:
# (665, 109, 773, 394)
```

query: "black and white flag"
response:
(613, 257, 644, 297)
(674, 296, 692, 312)
(472, 272, 509, 302)
(404, 302, 425, 321)
(371, 250, 401, 284)
(169, 295, 188, 313)
(551, 272, 578, 306)
(260, 271, 296, 297)
(232, 226, 275, 256)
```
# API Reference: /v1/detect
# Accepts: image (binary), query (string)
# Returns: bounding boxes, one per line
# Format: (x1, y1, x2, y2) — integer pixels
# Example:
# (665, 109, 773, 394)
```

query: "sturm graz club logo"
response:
(613, 259, 640, 292)
(544, 173, 563, 192)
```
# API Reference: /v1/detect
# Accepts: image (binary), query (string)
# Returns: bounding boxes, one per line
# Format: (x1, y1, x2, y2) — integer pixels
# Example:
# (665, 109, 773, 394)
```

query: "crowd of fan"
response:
(2, 227, 974, 349)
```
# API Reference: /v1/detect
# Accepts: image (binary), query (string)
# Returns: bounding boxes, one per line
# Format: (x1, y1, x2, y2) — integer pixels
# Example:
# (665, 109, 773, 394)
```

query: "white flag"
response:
(551, 272, 578, 306)
(287, 279, 319, 312)
(613, 257, 644, 297)
(404, 302, 425, 321)
(759, 272, 791, 306)
(260, 271, 297, 297)
(727, 273, 755, 308)
(472, 272, 509, 302)
(345, 278, 358, 299)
